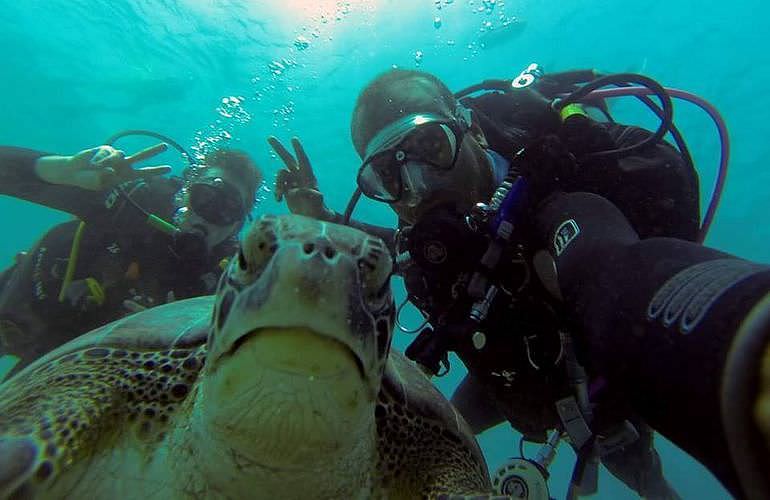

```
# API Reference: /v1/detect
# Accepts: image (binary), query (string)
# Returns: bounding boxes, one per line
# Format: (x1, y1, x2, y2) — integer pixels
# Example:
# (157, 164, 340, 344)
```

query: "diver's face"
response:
(391, 134, 493, 224)
(179, 167, 250, 250)
(355, 102, 495, 225)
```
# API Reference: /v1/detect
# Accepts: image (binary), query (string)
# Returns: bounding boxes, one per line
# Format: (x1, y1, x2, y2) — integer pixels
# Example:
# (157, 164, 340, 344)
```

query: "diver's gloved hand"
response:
(34, 143, 172, 191)
(267, 136, 335, 221)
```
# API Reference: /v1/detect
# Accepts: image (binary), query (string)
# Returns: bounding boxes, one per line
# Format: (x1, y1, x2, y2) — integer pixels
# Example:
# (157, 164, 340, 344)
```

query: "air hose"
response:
(570, 85, 729, 243)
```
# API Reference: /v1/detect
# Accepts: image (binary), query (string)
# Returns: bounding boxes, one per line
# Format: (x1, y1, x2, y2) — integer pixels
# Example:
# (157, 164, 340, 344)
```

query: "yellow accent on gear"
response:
(56, 222, 106, 307)
(58, 221, 86, 302)
(560, 103, 589, 122)
(219, 257, 230, 270)
(84, 278, 106, 306)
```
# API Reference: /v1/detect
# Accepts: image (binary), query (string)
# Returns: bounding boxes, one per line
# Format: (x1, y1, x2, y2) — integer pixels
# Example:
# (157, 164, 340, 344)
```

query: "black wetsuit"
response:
(334, 84, 700, 498)
(416, 87, 699, 431)
(0, 147, 236, 371)
(535, 191, 770, 498)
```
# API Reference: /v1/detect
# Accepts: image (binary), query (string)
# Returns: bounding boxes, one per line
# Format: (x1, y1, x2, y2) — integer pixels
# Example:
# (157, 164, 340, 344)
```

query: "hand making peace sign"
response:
(35, 143, 172, 191)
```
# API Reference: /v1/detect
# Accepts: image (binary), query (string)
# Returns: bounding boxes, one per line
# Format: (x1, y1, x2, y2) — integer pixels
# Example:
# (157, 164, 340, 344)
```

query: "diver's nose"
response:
(300, 234, 338, 261)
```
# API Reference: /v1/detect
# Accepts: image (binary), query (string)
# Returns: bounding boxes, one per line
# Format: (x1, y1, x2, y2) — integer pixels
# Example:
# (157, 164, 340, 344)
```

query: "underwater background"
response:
(0, 0, 765, 497)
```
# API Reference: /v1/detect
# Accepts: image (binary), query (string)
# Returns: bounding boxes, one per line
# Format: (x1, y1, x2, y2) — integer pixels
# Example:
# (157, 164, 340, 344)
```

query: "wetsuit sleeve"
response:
(0, 146, 105, 218)
(533, 191, 770, 498)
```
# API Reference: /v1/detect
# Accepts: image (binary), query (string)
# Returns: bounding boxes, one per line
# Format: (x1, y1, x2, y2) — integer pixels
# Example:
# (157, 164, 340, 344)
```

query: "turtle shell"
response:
(375, 350, 491, 493)
(13, 295, 213, 378)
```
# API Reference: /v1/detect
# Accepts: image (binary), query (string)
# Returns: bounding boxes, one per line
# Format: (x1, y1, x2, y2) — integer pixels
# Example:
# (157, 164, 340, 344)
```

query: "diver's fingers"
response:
(125, 143, 168, 165)
(267, 136, 298, 171)
(86, 146, 118, 165)
(291, 137, 315, 181)
(96, 148, 126, 166)
(132, 165, 173, 178)
(94, 167, 117, 190)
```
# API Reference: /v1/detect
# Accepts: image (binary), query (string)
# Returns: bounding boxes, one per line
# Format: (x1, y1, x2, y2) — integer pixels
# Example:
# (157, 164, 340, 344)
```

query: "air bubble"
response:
(268, 60, 286, 76)
(293, 35, 310, 51)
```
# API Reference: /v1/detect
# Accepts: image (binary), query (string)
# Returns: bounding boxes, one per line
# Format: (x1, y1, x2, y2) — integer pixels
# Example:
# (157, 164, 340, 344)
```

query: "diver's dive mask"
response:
(356, 106, 472, 203)
(188, 177, 245, 226)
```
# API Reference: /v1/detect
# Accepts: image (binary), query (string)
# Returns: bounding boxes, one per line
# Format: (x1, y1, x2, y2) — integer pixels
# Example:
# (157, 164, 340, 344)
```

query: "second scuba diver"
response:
(0, 139, 262, 376)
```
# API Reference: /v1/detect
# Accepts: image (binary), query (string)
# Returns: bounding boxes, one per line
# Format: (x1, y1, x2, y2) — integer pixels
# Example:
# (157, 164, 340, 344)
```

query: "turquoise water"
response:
(1, 0, 765, 497)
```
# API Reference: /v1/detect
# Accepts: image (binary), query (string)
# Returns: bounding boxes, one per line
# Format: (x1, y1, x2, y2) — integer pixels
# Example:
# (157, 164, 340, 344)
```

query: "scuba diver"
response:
(266, 66, 740, 498)
(0, 134, 262, 377)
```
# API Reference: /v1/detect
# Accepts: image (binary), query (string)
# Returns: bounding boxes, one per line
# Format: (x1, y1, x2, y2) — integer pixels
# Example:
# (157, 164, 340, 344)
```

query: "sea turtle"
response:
(0, 214, 504, 500)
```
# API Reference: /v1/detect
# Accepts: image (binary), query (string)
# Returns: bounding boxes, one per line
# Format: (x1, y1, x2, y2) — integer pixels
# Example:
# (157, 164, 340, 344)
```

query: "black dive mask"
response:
(188, 179, 244, 226)
(357, 106, 472, 203)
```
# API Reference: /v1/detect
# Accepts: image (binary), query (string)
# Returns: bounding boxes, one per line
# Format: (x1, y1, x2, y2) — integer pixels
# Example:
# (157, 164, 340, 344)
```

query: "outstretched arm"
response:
(532, 190, 770, 498)
(0, 144, 170, 221)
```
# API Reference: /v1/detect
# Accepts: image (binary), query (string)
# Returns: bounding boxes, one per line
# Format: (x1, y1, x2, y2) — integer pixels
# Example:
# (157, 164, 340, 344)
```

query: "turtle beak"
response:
(223, 327, 367, 382)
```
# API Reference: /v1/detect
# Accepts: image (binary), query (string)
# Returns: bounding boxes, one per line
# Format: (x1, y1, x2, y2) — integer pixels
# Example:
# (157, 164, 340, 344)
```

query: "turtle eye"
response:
(237, 248, 248, 271)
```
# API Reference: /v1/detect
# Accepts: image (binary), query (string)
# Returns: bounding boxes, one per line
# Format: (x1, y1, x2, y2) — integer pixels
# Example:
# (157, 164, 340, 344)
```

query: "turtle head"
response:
(206, 214, 395, 389)
(196, 214, 394, 468)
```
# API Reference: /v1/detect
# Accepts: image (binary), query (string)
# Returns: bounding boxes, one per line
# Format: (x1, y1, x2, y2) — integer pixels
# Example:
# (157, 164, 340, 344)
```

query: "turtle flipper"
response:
(376, 353, 497, 499)
(0, 352, 131, 499)
(0, 340, 205, 498)
(0, 436, 38, 498)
